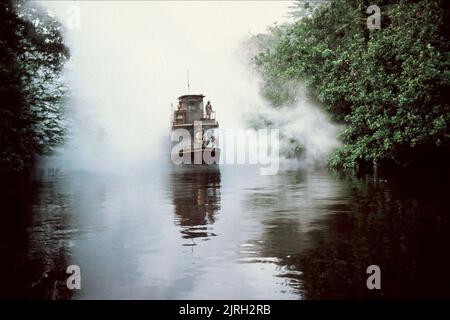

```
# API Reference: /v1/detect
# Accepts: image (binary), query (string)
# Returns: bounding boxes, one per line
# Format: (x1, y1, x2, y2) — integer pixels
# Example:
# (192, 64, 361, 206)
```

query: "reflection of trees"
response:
(0, 172, 74, 299)
(243, 170, 450, 299)
(297, 175, 450, 299)
(170, 168, 221, 242)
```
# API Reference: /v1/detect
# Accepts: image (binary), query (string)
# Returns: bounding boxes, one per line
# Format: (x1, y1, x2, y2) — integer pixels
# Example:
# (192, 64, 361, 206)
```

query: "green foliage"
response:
(251, 0, 450, 170)
(0, 0, 69, 172)
(288, 0, 330, 19)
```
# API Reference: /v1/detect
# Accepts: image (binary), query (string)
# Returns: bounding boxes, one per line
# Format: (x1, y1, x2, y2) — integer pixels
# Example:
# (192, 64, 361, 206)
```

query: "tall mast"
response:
(187, 69, 190, 92)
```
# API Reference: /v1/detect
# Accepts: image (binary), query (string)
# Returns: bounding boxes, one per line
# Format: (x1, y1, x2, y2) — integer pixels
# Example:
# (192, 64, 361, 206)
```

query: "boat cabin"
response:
(173, 94, 216, 126)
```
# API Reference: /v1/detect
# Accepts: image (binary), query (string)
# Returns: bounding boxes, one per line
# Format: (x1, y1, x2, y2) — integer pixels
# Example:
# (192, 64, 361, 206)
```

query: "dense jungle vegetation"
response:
(0, 0, 69, 174)
(250, 0, 449, 171)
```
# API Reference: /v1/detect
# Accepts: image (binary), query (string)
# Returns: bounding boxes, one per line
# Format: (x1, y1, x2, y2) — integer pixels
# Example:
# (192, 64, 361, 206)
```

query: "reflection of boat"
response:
(170, 168, 221, 243)
(170, 94, 220, 165)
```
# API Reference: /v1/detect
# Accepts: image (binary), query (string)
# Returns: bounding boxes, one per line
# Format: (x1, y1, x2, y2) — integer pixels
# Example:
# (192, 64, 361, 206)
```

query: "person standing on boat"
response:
(205, 101, 213, 119)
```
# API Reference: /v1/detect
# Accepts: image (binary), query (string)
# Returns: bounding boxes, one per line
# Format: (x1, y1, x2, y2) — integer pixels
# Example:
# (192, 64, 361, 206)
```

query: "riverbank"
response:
(248, 0, 449, 171)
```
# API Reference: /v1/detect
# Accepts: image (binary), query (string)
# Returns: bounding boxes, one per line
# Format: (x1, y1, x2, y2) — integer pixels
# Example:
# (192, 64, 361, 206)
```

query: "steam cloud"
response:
(40, 1, 339, 173)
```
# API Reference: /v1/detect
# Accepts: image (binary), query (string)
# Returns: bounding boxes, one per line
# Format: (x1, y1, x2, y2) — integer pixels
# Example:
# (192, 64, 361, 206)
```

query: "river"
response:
(1, 164, 450, 299)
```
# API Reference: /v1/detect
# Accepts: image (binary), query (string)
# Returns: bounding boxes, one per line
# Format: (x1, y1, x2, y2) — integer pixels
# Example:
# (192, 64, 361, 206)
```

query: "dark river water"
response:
(1, 165, 450, 299)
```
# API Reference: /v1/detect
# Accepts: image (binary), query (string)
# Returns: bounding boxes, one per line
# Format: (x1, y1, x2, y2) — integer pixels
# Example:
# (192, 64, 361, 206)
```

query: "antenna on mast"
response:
(187, 69, 190, 92)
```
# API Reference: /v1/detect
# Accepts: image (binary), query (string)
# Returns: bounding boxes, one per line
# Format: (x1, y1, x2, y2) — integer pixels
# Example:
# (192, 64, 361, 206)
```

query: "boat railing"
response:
(173, 109, 186, 125)
(172, 109, 217, 126)
(205, 111, 216, 121)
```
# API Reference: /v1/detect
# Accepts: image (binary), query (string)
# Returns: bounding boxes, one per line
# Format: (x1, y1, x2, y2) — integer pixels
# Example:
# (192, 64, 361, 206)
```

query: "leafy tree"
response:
(0, 0, 69, 173)
(288, 0, 329, 19)
(250, 0, 450, 171)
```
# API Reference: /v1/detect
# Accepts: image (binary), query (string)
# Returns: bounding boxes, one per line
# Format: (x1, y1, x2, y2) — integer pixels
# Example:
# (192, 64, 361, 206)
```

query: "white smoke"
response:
(243, 93, 342, 168)
(38, 1, 293, 173)
(39, 1, 339, 173)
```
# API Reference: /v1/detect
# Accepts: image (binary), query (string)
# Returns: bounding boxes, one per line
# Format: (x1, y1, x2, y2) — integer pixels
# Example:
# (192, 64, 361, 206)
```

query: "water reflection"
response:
(170, 168, 221, 244)
(1, 167, 450, 299)
(0, 171, 74, 299)
(241, 170, 450, 299)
